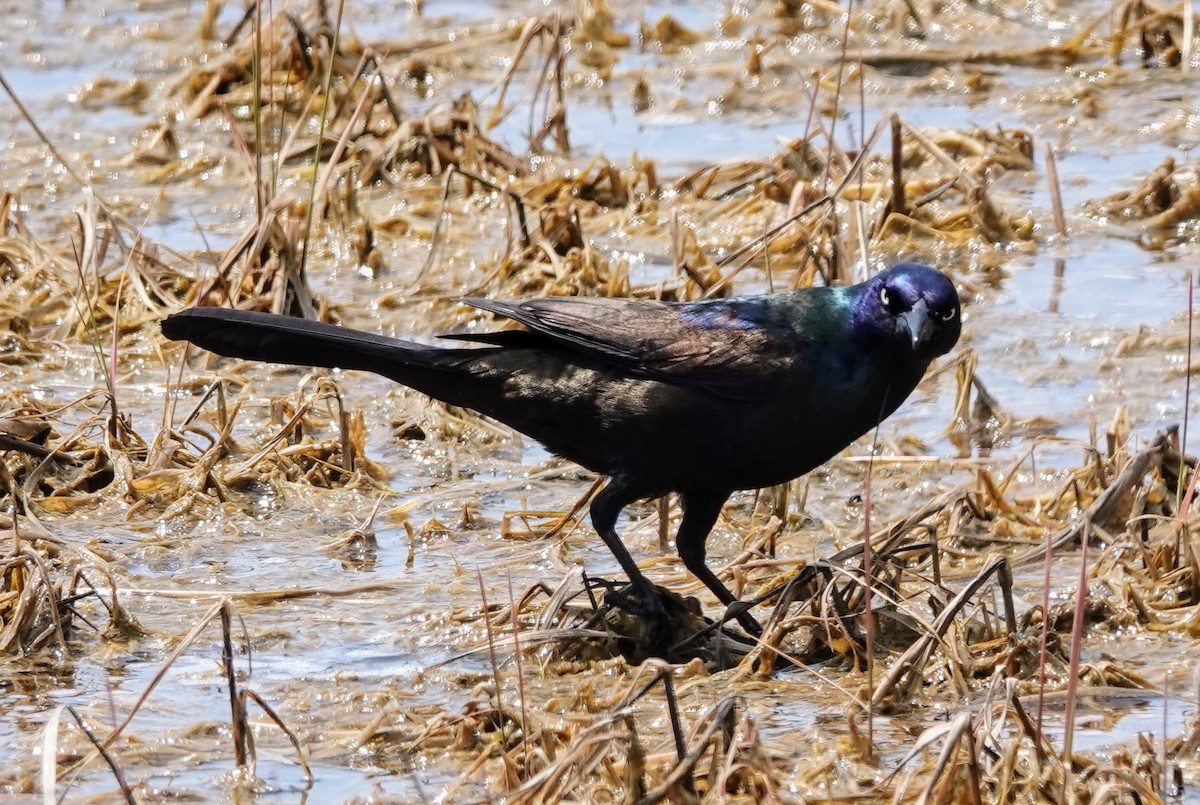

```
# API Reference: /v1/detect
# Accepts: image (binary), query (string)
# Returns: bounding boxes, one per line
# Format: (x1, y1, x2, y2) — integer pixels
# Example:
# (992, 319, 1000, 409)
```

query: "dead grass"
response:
(0, 0, 1199, 801)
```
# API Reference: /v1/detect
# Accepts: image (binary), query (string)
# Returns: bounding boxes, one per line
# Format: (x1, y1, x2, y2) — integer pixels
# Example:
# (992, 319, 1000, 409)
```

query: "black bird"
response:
(161, 263, 960, 633)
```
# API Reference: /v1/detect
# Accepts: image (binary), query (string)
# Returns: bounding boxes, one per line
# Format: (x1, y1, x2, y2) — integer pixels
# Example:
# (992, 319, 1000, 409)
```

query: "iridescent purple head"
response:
(853, 263, 960, 359)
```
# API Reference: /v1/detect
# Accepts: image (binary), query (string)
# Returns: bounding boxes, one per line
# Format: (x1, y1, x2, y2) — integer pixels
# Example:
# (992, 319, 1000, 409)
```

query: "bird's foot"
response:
(591, 578, 702, 656)
(604, 581, 667, 622)
(581, 577, 763, 666)
(722, 600, 763, 636)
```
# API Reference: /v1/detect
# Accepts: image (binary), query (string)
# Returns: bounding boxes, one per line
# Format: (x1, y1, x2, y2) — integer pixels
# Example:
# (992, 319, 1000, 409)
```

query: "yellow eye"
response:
(938, 308, 957, 321)
(879, 287, 891, 307)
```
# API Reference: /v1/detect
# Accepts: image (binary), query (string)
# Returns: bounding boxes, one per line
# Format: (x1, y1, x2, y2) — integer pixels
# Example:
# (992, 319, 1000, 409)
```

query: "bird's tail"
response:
(161, 307, 470, 386)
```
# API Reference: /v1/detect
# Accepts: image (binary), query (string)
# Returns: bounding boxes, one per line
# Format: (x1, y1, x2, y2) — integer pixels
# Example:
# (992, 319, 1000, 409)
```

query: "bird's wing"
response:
(460, 295, 811, 400)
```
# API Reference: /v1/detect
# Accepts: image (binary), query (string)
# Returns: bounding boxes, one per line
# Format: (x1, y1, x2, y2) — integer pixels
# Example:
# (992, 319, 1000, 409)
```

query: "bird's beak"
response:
(901, 298, 932, 349)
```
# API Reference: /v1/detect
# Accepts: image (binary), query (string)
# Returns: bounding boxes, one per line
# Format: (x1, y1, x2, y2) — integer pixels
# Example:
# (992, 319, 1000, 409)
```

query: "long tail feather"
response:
(161, 308, 443, 381)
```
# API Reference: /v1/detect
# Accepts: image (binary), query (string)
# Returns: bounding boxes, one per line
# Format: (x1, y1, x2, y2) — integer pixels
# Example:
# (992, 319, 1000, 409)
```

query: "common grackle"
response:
(161, 263, 960, 635)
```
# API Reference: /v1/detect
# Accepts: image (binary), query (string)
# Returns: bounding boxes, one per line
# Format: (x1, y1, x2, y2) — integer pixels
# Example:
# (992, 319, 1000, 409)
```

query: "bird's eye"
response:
(879, 287, 891, 308)
(938, 308, 957, 321)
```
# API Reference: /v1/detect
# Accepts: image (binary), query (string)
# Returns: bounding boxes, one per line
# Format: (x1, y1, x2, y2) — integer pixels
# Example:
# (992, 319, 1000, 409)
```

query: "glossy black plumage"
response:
(161, 263, 961, 634)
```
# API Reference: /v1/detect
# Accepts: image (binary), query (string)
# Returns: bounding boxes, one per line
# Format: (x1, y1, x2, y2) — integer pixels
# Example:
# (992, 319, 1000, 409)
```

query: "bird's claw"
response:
(605, 582, 666, 620)
(723, 600, 763, 636)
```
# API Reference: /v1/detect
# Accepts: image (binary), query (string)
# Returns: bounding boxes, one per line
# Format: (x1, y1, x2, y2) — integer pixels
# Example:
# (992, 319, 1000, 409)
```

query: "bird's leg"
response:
(589, 478, 664, 620)
(676, 492, 763, 635)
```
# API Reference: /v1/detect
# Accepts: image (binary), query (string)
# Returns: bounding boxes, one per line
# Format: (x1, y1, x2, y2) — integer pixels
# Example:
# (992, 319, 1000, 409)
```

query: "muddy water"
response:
(2, 0, 1199, 800)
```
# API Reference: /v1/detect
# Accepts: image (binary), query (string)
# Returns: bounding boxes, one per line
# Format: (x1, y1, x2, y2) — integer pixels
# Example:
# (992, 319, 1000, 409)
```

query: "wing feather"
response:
(460, 295, 816, 400)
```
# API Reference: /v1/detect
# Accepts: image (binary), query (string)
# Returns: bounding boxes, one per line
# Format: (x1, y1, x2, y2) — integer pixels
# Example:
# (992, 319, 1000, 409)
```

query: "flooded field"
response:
(2, 0, 1200, 801)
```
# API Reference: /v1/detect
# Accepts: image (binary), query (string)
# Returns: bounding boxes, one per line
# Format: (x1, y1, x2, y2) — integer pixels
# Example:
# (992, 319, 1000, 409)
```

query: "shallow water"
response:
(2, 0, 1200, 800)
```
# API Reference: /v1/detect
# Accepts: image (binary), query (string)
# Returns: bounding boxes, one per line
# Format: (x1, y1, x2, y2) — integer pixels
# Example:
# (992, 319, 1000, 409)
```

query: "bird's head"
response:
(854, 263, 961, 359)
